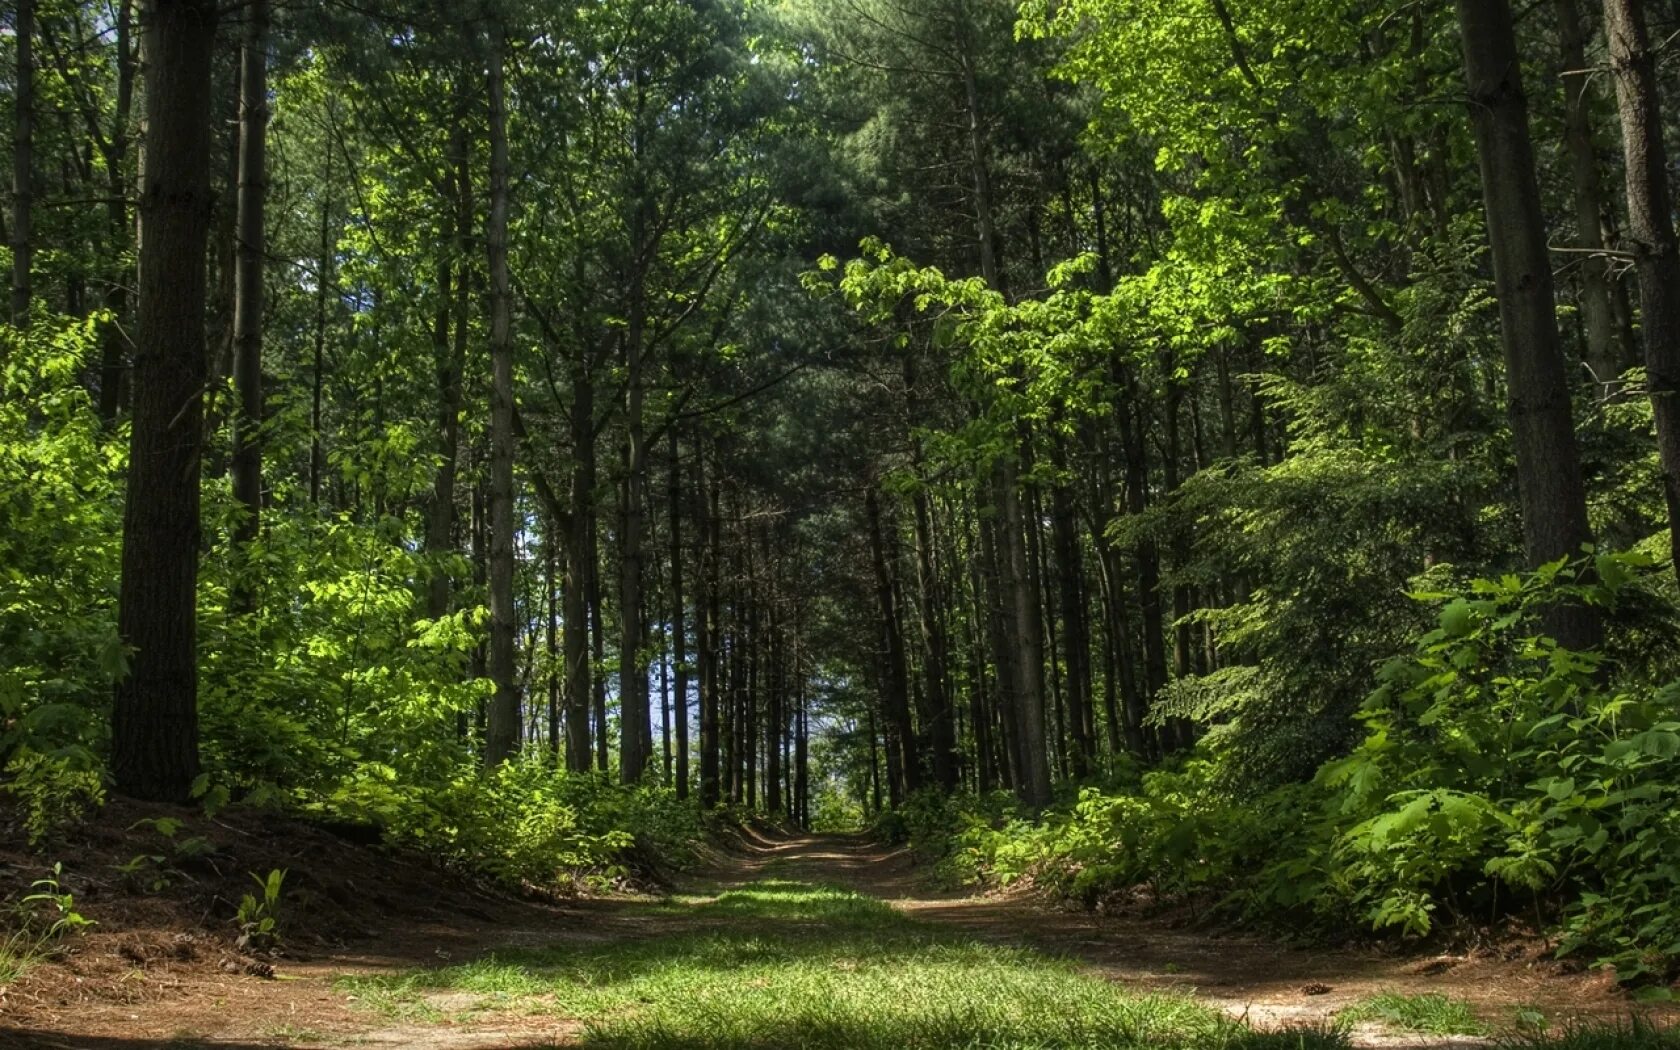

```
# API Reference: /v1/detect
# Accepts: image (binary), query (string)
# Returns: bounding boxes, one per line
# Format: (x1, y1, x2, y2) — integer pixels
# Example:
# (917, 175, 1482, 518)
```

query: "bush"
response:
(888, 551, 1680, 982)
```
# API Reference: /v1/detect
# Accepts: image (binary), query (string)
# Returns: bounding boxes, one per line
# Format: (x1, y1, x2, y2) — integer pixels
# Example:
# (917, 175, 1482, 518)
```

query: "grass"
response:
(1337, 991, 1487, 1036)
(337, 878, 1680, 1050)
(1498, 1018, 1680, 1048)
(337, 879, 1345, 1049)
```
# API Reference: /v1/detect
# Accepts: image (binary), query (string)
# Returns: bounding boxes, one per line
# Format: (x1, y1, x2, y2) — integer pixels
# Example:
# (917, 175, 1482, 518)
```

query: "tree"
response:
(230, 0, 270, 611)
(484, 15, 520, 766)
(1602, 0, 1680, 586)
(1454, 0, 1600, 649)
(111, 0, 219, 802)
(11, 0, 33, 325)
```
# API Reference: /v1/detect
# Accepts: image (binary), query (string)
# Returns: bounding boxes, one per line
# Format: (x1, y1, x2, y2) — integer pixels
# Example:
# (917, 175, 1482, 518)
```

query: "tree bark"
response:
(1556, 0, 1634, 386)
(483, 21, 521, 766)
(866, 489, 919, 798)
(1456, 0, 1601, 650)
(229, 0, 268, 612)
(669, 431, 691, 798)
(97, 0, 135, 423)
(112, 0, 218, 803)
(11, 0, 33, 326)
(1602, 0, 1680, 587)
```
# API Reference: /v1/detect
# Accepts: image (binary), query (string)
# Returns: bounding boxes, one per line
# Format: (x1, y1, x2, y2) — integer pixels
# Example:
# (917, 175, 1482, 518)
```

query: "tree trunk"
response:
(866, 489, 919, 798)
(11, 0, 33, 326)
(563, 366, 595, 771)
(1050, 432, 1094, 777)
(999, 449, 1052, 807)
(1456, 0, 1601, 649)
(229, 0, 268, 613)
(97, 0, 135, 422)
(1602, 0, 1680, 587)
(698, 447, 721, 806)
(112, 0, 217, 803)
(1557, 0, 1635, 387)
(483, 22, 521, 766)
(908, 430, 958, 789)
(669, 431, 691, 798)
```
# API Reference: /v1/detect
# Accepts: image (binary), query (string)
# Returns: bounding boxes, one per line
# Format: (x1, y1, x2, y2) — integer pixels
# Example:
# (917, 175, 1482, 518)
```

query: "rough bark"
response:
(1456, 0, 1601, 650)
(112, 0, 218, 803)
(1602, 0, 1680, 586)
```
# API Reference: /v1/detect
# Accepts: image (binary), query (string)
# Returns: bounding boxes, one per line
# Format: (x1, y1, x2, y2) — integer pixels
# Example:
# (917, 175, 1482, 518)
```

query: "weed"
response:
(237, 868, 287, 953)
(1337, 992, 1487, 1036)
(0, 863, 95, 985)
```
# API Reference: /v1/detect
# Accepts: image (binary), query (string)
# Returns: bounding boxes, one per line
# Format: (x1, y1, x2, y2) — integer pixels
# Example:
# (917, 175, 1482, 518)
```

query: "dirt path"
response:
(703, 830, 1663, 1047)
(1, 829, 1664, 1048)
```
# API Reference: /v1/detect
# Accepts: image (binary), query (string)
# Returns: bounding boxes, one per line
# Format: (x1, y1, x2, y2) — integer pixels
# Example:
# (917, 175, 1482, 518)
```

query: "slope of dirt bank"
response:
(0, 798, 585, 1043)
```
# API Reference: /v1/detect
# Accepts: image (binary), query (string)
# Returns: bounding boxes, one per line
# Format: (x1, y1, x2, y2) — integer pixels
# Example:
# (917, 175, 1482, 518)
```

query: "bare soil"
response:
(0, 817, 1669, 1049)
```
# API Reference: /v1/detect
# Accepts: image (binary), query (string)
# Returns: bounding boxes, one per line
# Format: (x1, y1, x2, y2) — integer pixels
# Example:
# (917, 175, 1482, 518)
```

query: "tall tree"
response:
(230, 0, 270, 611)
(1601, 0, 1680, 586)
(484, 17, 521, 766)
(11, 0, 33, 325)
(1454, 0, 1600, 649)
(111, 0, 219, 802)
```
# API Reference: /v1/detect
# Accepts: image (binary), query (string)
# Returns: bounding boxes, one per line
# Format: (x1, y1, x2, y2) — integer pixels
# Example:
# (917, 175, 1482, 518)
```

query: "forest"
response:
(8, 0, 1680, 1046)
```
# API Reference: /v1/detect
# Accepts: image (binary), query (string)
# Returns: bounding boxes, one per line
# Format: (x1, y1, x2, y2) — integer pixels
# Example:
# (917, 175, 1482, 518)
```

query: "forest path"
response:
(709, 829, 1655, 1048)
(3, 829, 1661, 1049)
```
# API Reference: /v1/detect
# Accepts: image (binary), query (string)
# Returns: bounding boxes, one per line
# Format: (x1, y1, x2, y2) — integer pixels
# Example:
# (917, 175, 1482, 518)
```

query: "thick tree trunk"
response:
(1456, 0, 1601, 649)
(229, 0, 268, 613)
(1602, 0, 1680, 587)
(112, 0, 217, 803)
(483, 23, 521, 766)
(11, 0, 33, 326)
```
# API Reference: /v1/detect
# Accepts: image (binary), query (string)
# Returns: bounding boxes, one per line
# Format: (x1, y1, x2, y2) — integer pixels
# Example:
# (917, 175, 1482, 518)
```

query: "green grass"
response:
(1337, 991, 1486, 1036)
(337, 879, 1345, 1049)
(1497, 1018, 1680, 1048)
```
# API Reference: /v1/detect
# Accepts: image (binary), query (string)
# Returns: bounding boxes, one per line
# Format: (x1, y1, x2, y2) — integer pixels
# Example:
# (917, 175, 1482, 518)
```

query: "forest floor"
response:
(0, 820, 1671, 1049)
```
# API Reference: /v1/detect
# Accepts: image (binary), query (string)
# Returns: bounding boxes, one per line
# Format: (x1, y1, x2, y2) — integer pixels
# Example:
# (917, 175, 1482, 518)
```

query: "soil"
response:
(0, 815, 1670, 1049)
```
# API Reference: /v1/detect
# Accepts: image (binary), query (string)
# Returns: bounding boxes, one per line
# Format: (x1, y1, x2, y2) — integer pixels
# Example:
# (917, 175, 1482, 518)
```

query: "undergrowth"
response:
(886, 552, 1680, 986)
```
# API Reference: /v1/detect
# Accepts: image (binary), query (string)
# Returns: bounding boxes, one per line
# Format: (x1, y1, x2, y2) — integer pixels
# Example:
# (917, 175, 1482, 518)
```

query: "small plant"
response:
(236, 868, 286, 953)
(113, 817, 216, 892)
(1337, 992, 1486, 1036)
(0, 863, 96, 985)
(4, 750, 104, 847)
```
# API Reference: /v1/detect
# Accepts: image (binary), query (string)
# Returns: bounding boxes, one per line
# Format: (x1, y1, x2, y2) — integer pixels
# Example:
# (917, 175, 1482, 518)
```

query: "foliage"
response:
(237, 869, 287, 953)
(0, 864, 95, 986)
(892, 554, 1680, 982)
